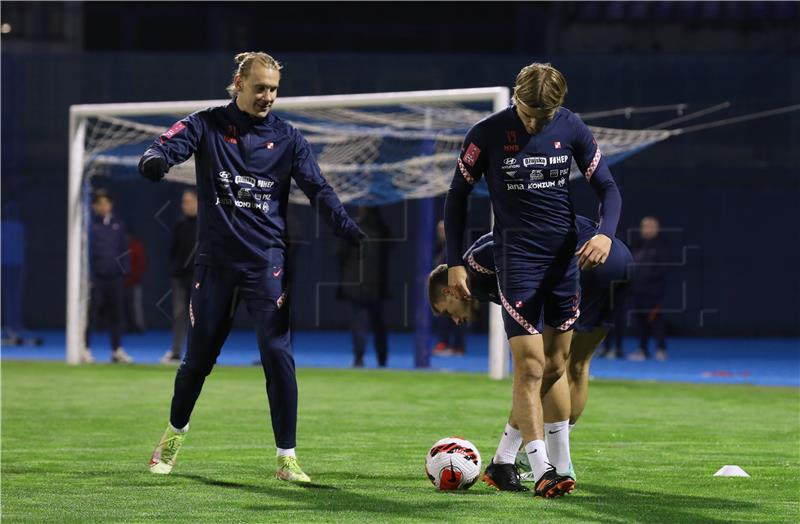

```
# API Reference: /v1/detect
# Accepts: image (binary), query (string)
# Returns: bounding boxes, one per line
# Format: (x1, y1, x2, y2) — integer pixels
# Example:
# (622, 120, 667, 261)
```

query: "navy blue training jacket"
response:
(89, 214, 130, 279)
(141, 99, 360, 269)
(445, 106, 621, 268)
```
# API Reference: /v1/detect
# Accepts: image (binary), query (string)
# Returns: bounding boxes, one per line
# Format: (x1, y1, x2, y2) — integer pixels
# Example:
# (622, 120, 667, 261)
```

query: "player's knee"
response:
(516, 358, 545, 384)
(544, 351, 567, 376)
(568, 357, 588, 382)
(178, 359, 214, 378)
(543, 365, 565, 386)
(259, 340, 293, 365)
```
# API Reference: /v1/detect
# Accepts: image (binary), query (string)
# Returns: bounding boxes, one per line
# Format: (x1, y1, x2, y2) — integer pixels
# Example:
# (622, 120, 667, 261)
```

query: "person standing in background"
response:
(161, 189, 198, 364)
(599, 301, 626, 359)
(628, 216, 669, 361)
(1, 202, 27, 345)
(84, 190, 134, 364)
(336, 206, 391, 368)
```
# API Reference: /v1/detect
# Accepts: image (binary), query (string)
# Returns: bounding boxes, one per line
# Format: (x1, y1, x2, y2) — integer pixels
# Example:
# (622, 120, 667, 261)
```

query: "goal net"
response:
(68, 88, 674, 377)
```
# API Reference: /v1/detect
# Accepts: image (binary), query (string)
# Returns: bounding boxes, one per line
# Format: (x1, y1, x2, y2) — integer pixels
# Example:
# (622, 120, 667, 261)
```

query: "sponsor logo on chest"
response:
(506, 180, 558, 191)
(501, 157, 520, 178)
(523, 156, 548, 168)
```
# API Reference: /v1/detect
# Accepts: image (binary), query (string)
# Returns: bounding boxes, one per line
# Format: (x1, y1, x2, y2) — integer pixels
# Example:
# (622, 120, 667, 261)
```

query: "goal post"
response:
(67, 87, 512, 378)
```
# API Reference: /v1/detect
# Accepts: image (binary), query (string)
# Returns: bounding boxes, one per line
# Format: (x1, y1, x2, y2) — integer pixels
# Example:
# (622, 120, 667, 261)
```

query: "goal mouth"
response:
(79, 107, 674, 214)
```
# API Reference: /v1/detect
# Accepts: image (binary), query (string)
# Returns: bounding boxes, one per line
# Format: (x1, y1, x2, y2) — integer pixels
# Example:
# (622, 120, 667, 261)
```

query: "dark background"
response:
(2, 1, 799, 336)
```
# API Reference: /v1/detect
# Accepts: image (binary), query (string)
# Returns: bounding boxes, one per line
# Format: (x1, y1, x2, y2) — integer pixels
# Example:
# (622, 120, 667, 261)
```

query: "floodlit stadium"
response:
(2, 2, 799, 522)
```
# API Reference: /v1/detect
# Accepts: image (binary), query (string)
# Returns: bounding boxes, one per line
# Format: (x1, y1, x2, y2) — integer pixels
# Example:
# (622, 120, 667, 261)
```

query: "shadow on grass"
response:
(157, 474, 764, 522)
(175, 472, 493, 519)
(177, 473, 338, 491)
(568, 482, 761, 523)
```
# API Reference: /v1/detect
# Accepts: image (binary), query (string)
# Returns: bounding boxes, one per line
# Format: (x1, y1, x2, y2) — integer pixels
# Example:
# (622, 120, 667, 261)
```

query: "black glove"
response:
(138, 155, 168, 182)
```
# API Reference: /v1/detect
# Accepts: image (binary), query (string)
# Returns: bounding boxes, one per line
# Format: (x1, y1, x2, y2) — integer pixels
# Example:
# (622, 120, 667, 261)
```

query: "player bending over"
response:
(429, 216, 632, 490)
(444, 62, 622, 498)
(139, 52, 364, 483)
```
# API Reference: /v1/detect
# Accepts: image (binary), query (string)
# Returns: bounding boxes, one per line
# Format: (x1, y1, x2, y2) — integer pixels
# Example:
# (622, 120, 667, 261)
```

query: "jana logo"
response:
(523, 157, 547, 168)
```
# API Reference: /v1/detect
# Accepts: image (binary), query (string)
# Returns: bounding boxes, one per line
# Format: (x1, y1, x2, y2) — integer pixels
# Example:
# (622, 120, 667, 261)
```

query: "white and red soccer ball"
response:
(425, 437, 482, 490)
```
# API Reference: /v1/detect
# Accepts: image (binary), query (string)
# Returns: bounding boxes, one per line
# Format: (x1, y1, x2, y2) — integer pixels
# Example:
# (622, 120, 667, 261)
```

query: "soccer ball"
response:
(425, 437, 482, 490)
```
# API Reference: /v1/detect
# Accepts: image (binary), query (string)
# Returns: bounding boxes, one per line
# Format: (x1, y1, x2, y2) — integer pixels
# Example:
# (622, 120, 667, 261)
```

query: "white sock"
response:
(276, 447, 296, 458)
(169, 422, 189, 434)
(493, 423, 523, 464)
(544, 420, 571, 474)
(524, 439, 551, 481)
(569, 423, 575, 434)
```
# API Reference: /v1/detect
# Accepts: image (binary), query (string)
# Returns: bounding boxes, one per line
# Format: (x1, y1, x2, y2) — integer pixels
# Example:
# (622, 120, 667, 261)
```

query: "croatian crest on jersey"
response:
(160, 121, 186, 144)
(463, 143, 481, 167)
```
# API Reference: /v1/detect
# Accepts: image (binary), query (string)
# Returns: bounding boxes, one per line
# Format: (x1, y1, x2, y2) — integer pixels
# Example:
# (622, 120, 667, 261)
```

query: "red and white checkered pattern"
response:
(498, 288, 538, 335)
(584, 147, 602, 180)
(467, 253, 494, 275)
(189, 299, 195, 327)
(457, 157, 476, 185)
(555, 309, 580, 331)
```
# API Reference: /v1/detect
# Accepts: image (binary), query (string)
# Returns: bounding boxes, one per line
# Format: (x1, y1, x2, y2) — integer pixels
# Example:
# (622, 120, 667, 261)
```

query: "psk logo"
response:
(554, 141, 561, 149)
(195, 282, 200, 289)
(265, 142, 275, 149)
(515, 300, 523, 309)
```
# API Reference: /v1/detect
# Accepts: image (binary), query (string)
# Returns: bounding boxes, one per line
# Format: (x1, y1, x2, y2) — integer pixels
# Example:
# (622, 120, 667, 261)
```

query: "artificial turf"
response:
(2, 361, 798, 522)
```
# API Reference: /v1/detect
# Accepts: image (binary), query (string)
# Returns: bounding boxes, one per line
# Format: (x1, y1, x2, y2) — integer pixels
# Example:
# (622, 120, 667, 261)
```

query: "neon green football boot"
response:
(276, 455, 311, 483)
(148, 425, 187, 474)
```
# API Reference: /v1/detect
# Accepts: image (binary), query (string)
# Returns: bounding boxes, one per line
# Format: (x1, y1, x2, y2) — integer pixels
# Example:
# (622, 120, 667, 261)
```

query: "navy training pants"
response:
(169, 263, 297, 449)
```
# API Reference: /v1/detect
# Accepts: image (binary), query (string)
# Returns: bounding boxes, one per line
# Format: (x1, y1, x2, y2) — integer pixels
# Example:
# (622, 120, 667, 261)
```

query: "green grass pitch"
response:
(2, 361, 798, 522)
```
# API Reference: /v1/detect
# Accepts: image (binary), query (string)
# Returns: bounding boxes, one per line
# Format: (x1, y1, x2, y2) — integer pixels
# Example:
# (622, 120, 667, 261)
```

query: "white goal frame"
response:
(68, 87, 511, 379)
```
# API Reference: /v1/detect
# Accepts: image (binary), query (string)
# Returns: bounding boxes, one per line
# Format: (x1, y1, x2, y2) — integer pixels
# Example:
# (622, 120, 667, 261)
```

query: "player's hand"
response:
(447, 265, 471, 300)
(576, 234, 612, 270)
(138, 156, 168, 182)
